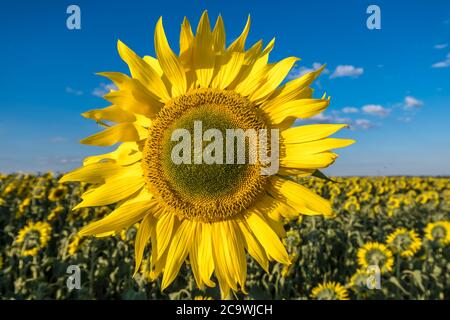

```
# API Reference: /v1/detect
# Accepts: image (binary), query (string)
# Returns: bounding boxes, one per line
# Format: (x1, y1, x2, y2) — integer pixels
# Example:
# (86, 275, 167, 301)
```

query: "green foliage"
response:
(0, 173, 448, 299)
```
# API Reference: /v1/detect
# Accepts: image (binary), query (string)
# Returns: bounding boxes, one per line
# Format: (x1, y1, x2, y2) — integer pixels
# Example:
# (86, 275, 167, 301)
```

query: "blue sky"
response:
(1, 0, 449, 175)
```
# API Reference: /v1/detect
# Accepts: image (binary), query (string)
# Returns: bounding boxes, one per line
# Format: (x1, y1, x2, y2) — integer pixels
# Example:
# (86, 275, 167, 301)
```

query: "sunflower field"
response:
(0, 173, 448, 300)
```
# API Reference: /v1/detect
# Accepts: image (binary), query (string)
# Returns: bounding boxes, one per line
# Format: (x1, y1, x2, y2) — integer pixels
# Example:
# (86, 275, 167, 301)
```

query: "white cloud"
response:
(330, 65, 364, 79)
(65, 87, 83, 96)
(287, 62, 328, 80)
(431, 53, 450, 68)
(362, 104, 390, 117)
(434, 43, 448, 49)
(92, 83, 118, 97)
(404, 96, 423, 110)
(352, 119, 373, 130)
(342, 107, 359, 114)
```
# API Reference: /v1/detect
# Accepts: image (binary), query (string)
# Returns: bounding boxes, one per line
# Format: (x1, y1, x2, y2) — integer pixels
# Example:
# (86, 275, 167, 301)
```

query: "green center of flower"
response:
(142, 88, 269, 222)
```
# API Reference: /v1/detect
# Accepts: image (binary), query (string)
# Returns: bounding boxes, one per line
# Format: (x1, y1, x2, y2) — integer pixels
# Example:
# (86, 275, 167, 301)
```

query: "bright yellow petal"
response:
(82, 105, 136, 123)
(212, 15, 225, 52)
(268, 176, 332, 216)
(211, 52, 245, 89)
(283, 138, 355, 155)
(80, 123, 143, 146)
(245, 211, 290, 264)
(281, 124, 349, 144)
(155, 18, 187, 97)
(193, 11, 215, 87)
(83, 142, 142, 166)
(161, 219, 195, 290)
(59, 162, 123, 184)
(197, 222, 216, 287)
(238, 220, 269, 272)
(281, 151, 338, 169)
(117, 40, 171, 101)
(155, 211, 176, 260)
(179, 17, 194, 58)
(78, 200, 154, 236)
(228, 15, 250, 52)
(264, 97, 331, 124)
(134, 214, 156, 275)
(250, 57, 299, 101)
(74, 174, 145, 209)
(261, 65, 326, 111)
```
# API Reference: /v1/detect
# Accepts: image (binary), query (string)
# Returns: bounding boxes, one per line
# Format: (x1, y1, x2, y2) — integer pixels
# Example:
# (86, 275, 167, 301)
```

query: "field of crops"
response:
(0, 173, 448, 300)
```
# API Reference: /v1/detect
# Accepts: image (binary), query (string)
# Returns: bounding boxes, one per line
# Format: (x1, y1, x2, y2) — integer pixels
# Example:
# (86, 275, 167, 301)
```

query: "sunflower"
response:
(310, 281, 349, 300)
(386, 228, 421, 257)
(357, 242, 394, 273)
(48, 185, 68, 202)
(348, 269, 369, 289)
(61, 12, 354, 298)
(15, 221, 52, 256)
(424, 221, 450, 246)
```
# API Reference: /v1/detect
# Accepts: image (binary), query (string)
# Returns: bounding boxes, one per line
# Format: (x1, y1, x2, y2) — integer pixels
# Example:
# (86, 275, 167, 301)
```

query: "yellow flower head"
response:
(386, 228, 421, 257)
(311, 281, 349, 300)
(349, 269, 370, 289)
(424, 221, 450, 246)
(60, 11, 354, 298)
(15, 221, 52, 256)
(357, 242, 394, 273)
(48, 185, 68, 202)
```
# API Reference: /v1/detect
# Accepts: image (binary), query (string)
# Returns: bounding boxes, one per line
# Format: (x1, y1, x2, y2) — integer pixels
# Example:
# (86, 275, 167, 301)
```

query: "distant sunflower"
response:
(16, 221, 51, 256)
(424, 221, 450, 246)
(349, 269, 369, 289)
(61, 12, 354, 297)
(357, 242, 394, 273)
(48, 185, 68, 202)
(386, 228, 421, 257)
(311, 281, 349, 300)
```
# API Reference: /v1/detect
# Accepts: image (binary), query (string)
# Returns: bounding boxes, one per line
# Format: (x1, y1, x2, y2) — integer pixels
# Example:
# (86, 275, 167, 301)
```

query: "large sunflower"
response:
(61, 11, 354, 297)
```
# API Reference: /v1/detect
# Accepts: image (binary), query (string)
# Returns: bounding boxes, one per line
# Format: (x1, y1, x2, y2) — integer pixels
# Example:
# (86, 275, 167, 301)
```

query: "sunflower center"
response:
(142, 88, 269, 222)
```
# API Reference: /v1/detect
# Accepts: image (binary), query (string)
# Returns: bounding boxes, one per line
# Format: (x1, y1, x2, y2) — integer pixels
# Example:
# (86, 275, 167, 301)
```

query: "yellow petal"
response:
(197, 223, 216, 287)
(211, 52, 245, 89)
(179, 17, 194, 57)
(281, 151, 338, 169)
(161, 219, 195, 290)
(74, 175, 145, 209)
(281, 124, 349, 144)
(250, 57, 299, 101)
(103, 88, 161, 118)
(211, 221, 246, 291)
(80, 123, 142, 147)
(261, 65, 326, 111)
(134, 214, 156, 276)
(265, 97, 331, 124)
(245, 211, 290, 264)
(283, 138, 355, 155)
(155, 212, 176, 260)
(268, 176, 332, 216)
(59, 162, 123, 184)
(83, 142, 142, 166)
(212, 15, 225, 52)
(193, 11, 215, 87)
(143, 56, 163, 77)
(117, 40, 171, 101)
(155, 17, 187, 97)
(78, 200, 153, 236)
(238, 221, 269, 272)
(82, 105, 136, 123)
(228, 15, 250, 52)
